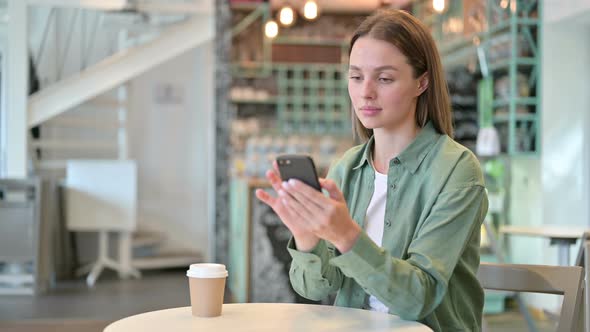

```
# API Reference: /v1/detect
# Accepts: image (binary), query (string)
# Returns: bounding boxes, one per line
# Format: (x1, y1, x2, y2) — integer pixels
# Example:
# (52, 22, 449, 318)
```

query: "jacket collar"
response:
(352, 121, 441, 174)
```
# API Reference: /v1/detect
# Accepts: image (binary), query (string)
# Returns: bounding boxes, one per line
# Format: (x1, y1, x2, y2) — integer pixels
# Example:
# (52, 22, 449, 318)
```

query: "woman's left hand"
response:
(280, 178, 361, 253)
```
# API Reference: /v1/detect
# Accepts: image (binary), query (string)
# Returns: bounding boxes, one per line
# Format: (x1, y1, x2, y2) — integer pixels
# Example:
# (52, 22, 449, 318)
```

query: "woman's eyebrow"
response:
(348, 65, 398, 71)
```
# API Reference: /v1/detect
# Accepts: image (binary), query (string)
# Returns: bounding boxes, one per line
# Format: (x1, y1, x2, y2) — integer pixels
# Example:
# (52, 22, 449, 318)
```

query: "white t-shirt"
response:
(364, 169, 390, 313)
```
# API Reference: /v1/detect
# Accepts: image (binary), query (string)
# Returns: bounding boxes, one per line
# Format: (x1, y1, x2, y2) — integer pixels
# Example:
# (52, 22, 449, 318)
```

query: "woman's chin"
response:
(359, 120, 378, 130)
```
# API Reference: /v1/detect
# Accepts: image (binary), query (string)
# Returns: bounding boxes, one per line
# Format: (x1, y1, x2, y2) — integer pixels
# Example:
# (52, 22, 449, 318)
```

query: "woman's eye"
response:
(378, 77, 393, 83)
(349, 76, 361, 81)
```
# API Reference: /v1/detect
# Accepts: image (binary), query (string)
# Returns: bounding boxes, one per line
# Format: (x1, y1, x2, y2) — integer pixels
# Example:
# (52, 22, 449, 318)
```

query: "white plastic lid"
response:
(186, 263, 228, 278)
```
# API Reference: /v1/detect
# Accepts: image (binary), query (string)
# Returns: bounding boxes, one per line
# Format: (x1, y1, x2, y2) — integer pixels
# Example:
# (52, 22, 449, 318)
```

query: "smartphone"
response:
(276, 154, 321, 192)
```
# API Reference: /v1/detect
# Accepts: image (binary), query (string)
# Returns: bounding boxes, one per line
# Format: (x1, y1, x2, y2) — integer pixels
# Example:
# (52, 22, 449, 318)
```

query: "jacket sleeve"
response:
(328, 156, 488, 320)
(286, 161, 346, 301)
(287, 238, 343, 301)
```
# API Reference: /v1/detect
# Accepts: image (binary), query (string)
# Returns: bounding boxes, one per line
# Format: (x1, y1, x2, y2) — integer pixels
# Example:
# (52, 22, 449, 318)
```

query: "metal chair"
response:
(478, 262, 584, 332)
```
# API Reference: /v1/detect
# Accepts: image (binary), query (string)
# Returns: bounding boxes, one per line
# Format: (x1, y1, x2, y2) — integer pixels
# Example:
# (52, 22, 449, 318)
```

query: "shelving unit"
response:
(230, 62, 351, 137)
(230, 4, 355, 137)
(487, 0, 540, 156)
(447, 67, 479, 151)
(274, 63, 350, 135)
(414, 0, 542, 156)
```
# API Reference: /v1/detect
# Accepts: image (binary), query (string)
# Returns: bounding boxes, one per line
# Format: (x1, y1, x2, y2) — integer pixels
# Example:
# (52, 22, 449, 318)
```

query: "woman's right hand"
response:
(255, 162, 320, 252)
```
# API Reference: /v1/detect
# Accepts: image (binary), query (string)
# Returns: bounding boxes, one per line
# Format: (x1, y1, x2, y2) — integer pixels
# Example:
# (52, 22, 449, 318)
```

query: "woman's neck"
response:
(371, 122, 421, 174)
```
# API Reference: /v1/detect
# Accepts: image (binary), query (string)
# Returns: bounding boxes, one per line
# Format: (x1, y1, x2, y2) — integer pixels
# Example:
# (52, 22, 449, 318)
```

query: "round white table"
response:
(104, 303, 432, 332)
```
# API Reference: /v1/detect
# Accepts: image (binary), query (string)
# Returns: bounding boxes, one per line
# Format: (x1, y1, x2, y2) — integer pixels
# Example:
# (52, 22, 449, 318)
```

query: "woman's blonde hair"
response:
(349, 9, 453, 141)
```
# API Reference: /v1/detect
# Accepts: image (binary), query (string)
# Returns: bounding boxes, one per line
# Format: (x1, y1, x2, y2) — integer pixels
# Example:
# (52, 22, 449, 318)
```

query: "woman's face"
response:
(348, 36, 424, 133)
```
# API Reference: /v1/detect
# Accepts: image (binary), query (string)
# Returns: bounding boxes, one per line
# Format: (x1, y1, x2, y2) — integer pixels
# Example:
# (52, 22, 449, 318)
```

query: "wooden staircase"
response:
(24, 2, 212, 273)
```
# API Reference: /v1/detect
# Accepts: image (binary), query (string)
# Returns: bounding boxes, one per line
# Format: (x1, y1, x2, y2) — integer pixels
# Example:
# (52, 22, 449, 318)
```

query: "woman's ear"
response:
(417, 73, 429, 96)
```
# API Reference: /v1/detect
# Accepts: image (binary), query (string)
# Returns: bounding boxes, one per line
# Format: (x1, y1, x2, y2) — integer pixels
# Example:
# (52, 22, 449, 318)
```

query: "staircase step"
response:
(132, 231, 166, 249)
(44, 117, 120, 130)
(134, 2, 211, 14)
(132, 250, 203, 270)
(37, 160, 68, 170)
(85, 97, 125, 110)
(30, 139, 117, 150)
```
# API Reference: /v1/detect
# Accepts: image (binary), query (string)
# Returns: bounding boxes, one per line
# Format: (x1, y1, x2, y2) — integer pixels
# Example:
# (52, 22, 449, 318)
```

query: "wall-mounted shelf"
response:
(488, 57, 536, 72)
(231, 97, 278, 105)
(492, 97, 537, 108)
(493, 113, 537, 123)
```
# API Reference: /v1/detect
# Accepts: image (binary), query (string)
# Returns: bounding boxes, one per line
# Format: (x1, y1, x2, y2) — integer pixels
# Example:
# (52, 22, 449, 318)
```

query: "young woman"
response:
(256, 9, 488, 332)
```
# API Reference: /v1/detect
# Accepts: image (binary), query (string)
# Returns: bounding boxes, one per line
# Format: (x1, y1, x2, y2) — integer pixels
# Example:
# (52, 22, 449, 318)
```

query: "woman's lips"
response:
(360, 106, 382, 116)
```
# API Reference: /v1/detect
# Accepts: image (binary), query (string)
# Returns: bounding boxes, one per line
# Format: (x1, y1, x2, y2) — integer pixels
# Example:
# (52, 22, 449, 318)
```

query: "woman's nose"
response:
(361, 80, 376, 99)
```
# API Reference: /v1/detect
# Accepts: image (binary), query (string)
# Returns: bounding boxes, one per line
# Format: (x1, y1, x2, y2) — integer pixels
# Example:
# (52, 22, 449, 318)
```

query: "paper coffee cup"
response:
(187, 263, 228, 317)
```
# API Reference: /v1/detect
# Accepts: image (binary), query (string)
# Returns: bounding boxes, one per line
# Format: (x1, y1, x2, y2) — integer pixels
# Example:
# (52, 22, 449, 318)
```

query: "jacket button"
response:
(390, 183, 397, 190)
(385, 219, 392, 227)
(393, 158, 400, 165)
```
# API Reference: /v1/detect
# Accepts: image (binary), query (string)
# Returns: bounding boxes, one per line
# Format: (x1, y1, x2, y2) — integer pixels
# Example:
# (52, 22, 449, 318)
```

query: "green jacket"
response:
(287, 122, 488, 331)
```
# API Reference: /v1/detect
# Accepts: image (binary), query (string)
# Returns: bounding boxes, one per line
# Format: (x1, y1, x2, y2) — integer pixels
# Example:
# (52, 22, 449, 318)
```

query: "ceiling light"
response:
(265, 20, 279, 38)
(278, 6, 295, 27)
(433, 0, 445, 13)
(303, 0, 318, 20)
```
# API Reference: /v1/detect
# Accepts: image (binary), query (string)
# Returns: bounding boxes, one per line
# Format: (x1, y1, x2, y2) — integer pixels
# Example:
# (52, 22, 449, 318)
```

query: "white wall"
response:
(508, 157, 559, 309)
(541, 22, 590, 232)
(544, 0, 590, 24)
(508, 2, 590, 312)
(509, 4, 590, 260)
(508, 158, 544, 263)
(128, 42, 214, 257)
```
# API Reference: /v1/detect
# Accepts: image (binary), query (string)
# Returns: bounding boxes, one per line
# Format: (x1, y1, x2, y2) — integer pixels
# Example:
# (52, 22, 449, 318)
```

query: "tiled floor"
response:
(0, 269, 556, 332)
(0, 269, 190, 322)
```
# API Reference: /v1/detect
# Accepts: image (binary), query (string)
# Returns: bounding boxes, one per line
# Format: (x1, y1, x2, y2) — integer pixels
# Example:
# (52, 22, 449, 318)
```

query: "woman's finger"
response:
(255, 188, 277, 207)
(258, 188, 316, 239)
(319, 178, 346, 202)
(283, 179, 327, 212)
(266, 169, 283, 193)
(278, 189, 315, 221)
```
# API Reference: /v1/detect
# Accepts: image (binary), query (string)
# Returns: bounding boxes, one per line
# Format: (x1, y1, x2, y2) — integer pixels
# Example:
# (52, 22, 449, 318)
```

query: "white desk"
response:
(103, 303, 432, 332)
(500, 225, 588, 266)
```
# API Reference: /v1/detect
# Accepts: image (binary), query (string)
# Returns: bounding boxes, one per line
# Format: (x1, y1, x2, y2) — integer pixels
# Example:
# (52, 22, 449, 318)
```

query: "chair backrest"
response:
(478, 262, 584, 332)
(575, 231, 590, 267)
